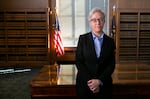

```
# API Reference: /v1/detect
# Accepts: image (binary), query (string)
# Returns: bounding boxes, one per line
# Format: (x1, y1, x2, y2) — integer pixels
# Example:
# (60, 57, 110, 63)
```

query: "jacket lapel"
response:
(88, 32, 99, 60)
(99, 34, 107, 61)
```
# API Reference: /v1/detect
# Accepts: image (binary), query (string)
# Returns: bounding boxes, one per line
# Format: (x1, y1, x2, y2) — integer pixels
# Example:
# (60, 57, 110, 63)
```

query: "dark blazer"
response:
(75, 32, 116, 99)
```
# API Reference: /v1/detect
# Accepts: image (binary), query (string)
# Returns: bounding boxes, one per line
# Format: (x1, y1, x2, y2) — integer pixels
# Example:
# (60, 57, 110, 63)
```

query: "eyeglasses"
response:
(90, 18, 104, 23)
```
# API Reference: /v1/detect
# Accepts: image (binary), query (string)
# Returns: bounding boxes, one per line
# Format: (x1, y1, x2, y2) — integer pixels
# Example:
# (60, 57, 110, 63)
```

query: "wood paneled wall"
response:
(0, 0, 48, 9)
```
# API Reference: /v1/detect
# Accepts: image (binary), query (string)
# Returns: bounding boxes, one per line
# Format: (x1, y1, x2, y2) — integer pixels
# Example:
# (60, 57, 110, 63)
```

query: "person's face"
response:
(89, 12, 105, 34)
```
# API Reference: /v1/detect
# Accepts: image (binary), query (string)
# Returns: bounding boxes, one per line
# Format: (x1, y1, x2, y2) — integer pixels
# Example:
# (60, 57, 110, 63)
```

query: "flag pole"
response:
(113, 5, 116, 41)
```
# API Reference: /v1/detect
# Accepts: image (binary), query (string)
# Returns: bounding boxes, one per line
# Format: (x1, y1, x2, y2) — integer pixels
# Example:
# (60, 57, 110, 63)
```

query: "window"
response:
(56, 0, 108, 47)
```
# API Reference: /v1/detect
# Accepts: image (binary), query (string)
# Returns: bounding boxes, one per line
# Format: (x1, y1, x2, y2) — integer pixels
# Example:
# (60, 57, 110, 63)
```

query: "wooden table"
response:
(30, 64, 76, 99)
(30, 64, 150, 99)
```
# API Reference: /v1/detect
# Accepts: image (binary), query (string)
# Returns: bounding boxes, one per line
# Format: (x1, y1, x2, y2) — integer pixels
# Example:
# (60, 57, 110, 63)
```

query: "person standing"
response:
(75, 7, 116, 99)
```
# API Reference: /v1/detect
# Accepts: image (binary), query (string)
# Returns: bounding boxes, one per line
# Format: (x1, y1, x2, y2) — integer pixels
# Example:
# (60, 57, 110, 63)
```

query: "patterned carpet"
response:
(0, 67, 42, 99)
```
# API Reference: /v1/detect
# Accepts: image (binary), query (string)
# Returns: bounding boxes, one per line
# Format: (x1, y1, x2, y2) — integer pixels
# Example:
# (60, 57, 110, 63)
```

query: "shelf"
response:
(120, 22, 138, 30)
(120, 13, 138, 22)
(140, 30, 150, 38)
(140, 13, 150, 22)
(120, 30, 137, 38)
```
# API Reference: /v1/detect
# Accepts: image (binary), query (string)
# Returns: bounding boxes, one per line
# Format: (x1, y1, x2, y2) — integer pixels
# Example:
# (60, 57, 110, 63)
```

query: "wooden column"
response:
(48, 0, 57, 65)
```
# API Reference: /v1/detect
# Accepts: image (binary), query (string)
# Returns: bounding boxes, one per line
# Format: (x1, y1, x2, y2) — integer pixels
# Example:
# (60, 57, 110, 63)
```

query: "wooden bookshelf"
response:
(114, 9, 150, 83)
(0, 9, 49, 66)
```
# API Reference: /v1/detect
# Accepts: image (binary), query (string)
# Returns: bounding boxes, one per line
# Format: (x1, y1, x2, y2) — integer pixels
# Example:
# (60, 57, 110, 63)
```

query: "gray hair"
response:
(88, 7, 105, 21)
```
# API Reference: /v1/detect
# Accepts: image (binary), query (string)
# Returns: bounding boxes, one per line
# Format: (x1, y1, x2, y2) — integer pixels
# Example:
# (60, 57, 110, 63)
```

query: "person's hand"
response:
(87, 79, 101, 93)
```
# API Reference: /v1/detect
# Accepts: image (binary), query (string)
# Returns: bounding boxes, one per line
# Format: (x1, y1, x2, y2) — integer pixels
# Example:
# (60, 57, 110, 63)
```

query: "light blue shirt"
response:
(92, 32, 104, 58)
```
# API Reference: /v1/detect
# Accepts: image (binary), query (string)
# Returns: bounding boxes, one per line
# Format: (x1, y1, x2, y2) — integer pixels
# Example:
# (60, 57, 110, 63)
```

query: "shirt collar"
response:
(92, 32, 104, 40)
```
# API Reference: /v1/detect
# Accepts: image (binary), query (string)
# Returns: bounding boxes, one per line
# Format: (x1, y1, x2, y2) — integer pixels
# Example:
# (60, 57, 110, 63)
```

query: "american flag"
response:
(110, 7, 116, 38)
(54, 15, 64, 56)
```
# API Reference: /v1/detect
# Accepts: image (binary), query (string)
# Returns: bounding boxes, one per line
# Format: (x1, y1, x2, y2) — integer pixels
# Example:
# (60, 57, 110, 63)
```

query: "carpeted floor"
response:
(0, 67, 42, 99)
